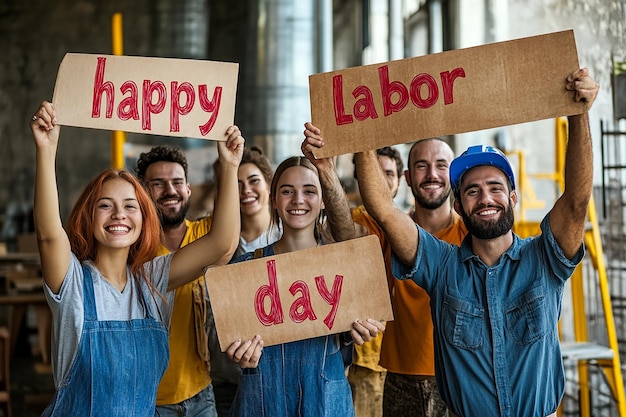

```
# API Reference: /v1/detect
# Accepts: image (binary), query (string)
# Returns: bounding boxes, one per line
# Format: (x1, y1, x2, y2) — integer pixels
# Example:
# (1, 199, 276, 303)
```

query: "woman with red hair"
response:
(30, 101, 244, 417)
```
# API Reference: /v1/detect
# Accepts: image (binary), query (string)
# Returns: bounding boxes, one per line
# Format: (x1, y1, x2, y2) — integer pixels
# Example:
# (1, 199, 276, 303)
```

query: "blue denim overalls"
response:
(41, 266, 169, 417)
(229, 334, 354, 417)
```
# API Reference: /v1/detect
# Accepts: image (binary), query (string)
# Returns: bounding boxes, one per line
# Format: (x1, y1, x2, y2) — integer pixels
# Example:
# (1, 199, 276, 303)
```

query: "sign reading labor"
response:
(205, 235, 394, 350)
(309, 30, 584, 157)
(52, 53, 238, 140)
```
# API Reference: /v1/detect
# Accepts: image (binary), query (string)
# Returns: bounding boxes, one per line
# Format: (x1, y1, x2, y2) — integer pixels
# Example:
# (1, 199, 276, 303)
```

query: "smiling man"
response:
(354, 68, 599, 417)
(137, 144, 235, 417)
(380, 139, 467, 417)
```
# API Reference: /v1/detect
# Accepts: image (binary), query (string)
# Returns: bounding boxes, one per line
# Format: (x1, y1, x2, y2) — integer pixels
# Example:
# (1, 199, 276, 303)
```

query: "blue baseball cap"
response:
(450, 145, 516, 192)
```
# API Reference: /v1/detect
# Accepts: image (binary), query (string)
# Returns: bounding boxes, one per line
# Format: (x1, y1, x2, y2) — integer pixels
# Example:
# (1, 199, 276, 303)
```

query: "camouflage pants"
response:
(382, 372, 447, 417)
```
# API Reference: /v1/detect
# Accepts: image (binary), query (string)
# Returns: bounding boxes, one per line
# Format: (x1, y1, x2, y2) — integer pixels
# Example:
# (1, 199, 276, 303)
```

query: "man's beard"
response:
(460, 200, 514, 240)
(158, 199, 190, 228)
(413, 184, 450, 210)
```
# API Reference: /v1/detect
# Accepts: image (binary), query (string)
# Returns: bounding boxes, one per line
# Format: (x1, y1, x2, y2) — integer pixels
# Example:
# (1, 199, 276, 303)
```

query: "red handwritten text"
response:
(333, 64, 466, 125)
(254, 260, 343, 330)
(91, 57, 222, 136)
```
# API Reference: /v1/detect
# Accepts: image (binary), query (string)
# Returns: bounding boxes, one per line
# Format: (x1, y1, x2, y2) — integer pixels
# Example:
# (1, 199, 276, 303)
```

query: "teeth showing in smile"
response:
(479, 209, 498, 216)
(242, 197, 256, 204)
(288, 210, 307, 215)
(161, 199, 179, 206)
(423, 184, 441, 189)
(106, 225, 130, 233)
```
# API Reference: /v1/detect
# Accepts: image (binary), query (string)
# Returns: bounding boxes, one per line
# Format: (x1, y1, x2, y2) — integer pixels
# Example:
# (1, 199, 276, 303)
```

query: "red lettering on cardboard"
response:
(315, 274, 343, 330)
(92, 57, 114, 118)
(380, 65, 409, 116)
(118, 81, 140, 121)
(288, 281, 318, 323)
(440, 68, 466, 104)
(409, 73, 438, 108)
(253, 260, 344, 329)
(142, 80, 167, 131)
(254, 260, 284, 326)
(198, 85, 222, 136)
(333, 75, 354, 125)
(353, 86, 379, 121)
(90, 57, 224, 136)
(171, 82, 195, 132)
(332, 64, 466, 126)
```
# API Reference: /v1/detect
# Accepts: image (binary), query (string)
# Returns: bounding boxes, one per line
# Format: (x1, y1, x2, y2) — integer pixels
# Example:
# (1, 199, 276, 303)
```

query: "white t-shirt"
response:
(234, 226, 282, 259)
(44, 252, 174, 388)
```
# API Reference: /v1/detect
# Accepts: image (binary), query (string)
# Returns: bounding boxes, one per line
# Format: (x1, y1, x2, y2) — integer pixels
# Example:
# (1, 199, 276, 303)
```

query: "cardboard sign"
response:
(205, 235, 393, 350)
(52, 53, 238, 140)
(309, 30, 583, 157)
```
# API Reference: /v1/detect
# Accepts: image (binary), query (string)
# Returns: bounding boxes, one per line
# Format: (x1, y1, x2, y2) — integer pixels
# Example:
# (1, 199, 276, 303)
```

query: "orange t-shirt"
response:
(379, 215, 467, 375)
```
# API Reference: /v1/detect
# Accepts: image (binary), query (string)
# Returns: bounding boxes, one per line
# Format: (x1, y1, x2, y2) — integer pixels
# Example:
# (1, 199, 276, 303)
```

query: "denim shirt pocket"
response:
(442, 293, 485, 350)
(506, 286, 547, 345)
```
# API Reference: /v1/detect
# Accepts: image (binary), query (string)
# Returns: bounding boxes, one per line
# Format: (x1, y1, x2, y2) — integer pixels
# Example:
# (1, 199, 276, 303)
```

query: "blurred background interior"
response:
(0, 0, 625, 416)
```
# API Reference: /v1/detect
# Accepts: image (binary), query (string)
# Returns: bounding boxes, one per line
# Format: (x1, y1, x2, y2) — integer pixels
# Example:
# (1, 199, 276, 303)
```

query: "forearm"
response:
(355, 151, 418, 264)
(550, 112, 593, 258)
(564, 112, 593, 212)
(34, 144, 63, 240)
(317, 165, 355, 242)
(210, 163, 241, 254)
(34, 142, 71, 293)
(170, 161, 240, 288)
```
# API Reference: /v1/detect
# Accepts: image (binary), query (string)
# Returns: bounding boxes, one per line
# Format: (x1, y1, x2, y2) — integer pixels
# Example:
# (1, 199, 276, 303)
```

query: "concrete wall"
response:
(0, 0, 256, 249)
(0, 1, 151, 248)
(454, 0, 625, 221)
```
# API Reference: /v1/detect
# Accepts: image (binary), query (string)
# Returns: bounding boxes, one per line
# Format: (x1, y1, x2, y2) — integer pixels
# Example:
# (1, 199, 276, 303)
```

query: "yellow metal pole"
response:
(111, 13, 126, 169)
(586, 200, 626, 417)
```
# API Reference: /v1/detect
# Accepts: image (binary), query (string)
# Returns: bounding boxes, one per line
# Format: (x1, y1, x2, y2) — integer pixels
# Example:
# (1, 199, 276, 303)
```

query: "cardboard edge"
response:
(51, 52, 71, 106)
(209, 235, 394, 351)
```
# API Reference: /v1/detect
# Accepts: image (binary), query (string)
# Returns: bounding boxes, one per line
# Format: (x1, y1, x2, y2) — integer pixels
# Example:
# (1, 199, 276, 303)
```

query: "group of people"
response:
(29, 66, 598, 417)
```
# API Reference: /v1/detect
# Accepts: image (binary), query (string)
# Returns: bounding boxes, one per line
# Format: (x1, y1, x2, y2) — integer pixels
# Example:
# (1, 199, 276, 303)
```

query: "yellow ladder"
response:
(513, 117, 626, 417)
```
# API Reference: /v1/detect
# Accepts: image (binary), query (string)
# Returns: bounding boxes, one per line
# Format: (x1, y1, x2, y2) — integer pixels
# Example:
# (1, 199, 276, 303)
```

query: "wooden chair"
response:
(0, 327, 12, 417)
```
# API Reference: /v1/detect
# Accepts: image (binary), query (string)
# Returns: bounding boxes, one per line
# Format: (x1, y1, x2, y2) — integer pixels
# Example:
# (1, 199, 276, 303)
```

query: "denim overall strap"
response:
(41, 265, 169, 417)
(229, 336, 354, 417)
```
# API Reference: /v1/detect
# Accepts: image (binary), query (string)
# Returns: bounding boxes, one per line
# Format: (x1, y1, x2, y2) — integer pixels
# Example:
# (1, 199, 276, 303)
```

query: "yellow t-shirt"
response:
(156, 217, 213, 405)
(380, 215, 467, 375)
(350, 205, 388, 372)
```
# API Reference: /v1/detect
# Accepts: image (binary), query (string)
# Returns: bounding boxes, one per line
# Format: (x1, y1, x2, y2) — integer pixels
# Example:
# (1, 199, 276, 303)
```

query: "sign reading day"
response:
(53, 53, 238, 140)
(205, 235, 394, 350)
(309, 30, 585, 157)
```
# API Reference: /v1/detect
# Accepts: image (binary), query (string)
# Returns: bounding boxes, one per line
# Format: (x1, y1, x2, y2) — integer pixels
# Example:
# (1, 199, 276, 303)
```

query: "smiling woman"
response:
(221, 123, 386, 417)
(30, 100, 244, 417)
(234, 146, 280, 259)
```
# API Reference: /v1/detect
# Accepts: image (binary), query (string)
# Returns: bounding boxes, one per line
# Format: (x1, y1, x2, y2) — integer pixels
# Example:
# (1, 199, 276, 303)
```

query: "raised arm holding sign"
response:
(352, 67, 599, 417)
(31, 101, 244, 417)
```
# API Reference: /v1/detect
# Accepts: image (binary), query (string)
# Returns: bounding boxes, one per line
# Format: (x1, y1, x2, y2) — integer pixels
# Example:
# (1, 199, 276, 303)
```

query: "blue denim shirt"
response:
(392, 215, 583, 417)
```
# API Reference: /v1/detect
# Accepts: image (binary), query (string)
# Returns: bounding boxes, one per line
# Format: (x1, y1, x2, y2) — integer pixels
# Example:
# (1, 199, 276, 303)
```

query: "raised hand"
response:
(566, 68, 599, 111)
(218, 125, 245, 168)
(30, 101, 60, 149)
